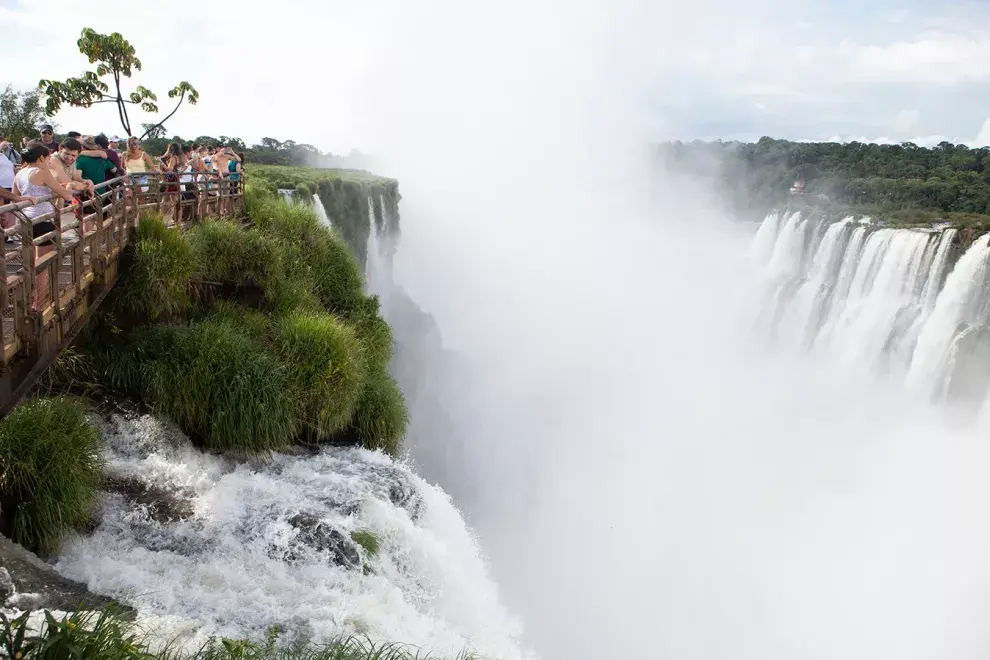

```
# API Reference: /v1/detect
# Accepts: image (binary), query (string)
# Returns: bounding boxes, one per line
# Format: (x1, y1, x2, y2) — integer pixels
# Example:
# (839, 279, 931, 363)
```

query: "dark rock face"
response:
(286, 513, 360, 569)
(103, 475, 195, 524)
(0, 534, 132, 615)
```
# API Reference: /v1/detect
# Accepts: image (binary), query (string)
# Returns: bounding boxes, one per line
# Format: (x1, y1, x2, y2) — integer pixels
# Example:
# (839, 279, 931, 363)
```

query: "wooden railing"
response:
(0, 171, 245, 416)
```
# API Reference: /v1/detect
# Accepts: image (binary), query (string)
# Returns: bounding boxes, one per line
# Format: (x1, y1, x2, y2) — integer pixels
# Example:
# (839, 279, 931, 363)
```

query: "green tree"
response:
(0, 86, 46, 145)
(38, 28, 199, 140)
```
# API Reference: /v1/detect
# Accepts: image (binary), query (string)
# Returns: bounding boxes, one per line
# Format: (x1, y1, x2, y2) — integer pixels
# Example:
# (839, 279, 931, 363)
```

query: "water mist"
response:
(353, 1, 990, 659)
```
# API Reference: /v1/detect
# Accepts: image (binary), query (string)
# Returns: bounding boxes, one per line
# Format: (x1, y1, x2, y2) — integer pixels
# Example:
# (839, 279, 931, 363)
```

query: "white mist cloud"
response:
(355, 1, 990, 659)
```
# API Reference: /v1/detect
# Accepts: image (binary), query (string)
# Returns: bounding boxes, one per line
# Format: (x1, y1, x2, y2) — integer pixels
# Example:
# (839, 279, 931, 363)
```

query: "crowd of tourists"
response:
(0, 124, 245, 311)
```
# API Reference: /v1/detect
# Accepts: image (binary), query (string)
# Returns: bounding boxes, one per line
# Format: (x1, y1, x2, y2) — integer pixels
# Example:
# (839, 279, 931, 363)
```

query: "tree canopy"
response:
(38, 28, 199, 140)
(0, 86, 46, 145)
(659, 137, 990, 222)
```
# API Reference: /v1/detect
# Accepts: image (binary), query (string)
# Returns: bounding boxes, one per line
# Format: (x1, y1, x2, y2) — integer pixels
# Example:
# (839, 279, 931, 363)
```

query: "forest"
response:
(659, 137, 990, 225)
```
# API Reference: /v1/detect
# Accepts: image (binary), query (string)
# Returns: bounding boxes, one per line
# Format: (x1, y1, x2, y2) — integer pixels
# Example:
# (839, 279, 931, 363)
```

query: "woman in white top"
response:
(13, 143, 75, 311)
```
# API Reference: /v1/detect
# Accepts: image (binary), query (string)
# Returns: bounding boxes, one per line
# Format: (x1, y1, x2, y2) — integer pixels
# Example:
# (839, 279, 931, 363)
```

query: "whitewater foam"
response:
(55, 414, 534, 659)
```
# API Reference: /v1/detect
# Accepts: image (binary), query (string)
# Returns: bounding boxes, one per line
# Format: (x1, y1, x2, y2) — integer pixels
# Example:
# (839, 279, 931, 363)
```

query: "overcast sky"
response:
(0, 0, 986, 153)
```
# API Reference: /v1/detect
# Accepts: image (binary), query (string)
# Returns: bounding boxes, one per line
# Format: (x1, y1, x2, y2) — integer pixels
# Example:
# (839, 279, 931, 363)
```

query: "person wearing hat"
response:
(75, 135, 120, 186)
(37, 124, 59, 153)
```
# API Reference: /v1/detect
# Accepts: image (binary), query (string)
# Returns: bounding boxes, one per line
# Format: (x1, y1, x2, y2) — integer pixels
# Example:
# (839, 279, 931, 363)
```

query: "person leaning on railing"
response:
(12, 143, 76, 311)
(123, 137, 159, 193)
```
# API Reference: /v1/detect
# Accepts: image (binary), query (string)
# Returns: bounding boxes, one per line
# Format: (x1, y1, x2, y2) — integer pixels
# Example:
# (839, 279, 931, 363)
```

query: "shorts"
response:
(33, 221, 56, 246)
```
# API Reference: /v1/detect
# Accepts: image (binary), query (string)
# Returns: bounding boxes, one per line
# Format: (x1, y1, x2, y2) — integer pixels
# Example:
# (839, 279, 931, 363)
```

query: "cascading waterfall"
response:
(278, 189, 295, 204)
(752, 210, 990, 399)
(312, 195, 332, 227)
(905, 233, 990, 399)
(365, 196, 391, 300)
(55, 415, 534, 659)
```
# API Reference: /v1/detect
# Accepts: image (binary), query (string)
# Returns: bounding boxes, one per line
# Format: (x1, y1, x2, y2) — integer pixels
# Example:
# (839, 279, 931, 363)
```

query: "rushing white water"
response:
(906, 233, 990, 399)
(752, 209, 990, 398)
(55, 414, 533, 659)
(278, 189, 295, 204)
(312, 195, 332, 227)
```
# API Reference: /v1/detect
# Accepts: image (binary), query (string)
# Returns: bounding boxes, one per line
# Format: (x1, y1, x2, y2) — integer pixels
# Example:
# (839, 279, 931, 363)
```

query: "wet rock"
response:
(286, 513, 360, 569)
(0, 534, 133, 616)
(103, 475, 195, 524)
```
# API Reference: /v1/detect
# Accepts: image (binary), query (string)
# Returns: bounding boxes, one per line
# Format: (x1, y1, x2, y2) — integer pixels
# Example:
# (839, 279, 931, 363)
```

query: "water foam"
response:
(55, 414, 533, 659)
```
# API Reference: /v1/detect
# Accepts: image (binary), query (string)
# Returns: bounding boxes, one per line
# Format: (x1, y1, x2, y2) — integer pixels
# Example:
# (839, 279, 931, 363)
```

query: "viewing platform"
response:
(0, 174, 245, 417)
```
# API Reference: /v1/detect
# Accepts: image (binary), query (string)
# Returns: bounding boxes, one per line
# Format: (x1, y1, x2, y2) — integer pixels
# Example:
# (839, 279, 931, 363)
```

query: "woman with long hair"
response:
(123, 137, 159, 193)
(12, 143, 75, 311)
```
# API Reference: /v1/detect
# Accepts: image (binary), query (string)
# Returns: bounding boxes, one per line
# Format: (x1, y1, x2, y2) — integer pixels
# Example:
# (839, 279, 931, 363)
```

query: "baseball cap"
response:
(109, 136, 121, 143)
(39, 124, 53, 133)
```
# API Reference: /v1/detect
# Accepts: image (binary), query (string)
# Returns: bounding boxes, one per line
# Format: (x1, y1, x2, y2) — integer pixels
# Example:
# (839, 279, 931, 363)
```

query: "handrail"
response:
(0, 166, 247, 418)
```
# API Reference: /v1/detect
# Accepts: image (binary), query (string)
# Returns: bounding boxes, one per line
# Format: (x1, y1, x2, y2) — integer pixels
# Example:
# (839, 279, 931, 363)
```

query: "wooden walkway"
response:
(0, 172, 245, 417)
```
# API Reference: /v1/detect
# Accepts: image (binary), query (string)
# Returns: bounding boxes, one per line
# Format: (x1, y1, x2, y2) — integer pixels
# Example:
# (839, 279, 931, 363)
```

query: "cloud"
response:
(844, 32, 990, 85)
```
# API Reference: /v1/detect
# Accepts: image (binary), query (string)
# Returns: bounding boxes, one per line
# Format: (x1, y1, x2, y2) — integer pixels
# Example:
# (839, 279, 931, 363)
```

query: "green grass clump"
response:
(0, 609, 484, 659)
(275, 312, 365, 440)
(348, 372, 408, 457)
(248, 193, 365, 314)
(113, 214, 195, 322)
(132, 319, 294, 454)
(0, 397, 103, 554)
(188, 220, 286, 299)
(350, 530, 380, 557)
(346, 295, 394, 374)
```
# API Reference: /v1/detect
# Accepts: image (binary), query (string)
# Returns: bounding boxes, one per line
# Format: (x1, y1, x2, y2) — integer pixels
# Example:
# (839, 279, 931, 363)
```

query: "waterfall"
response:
(312, 195, 332, 227)
(365, 196, 391, 301)
(905, 233, 990, 398)
(278, 189, 295, 204)
(752, 210, 990, 392)
(55, 414, 534, 659)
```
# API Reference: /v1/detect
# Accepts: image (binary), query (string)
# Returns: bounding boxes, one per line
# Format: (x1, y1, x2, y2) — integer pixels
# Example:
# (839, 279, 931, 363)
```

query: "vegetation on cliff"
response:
(0, 609, 483, 659)
(52, 184, 407, 458)
(249, 165, 401, 265)
(660, 137, 990, 227)
(0, 397, 103, 554)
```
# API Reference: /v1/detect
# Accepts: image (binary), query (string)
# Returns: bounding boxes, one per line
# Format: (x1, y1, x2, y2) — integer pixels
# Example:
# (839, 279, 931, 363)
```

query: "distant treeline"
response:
(659, 137, 990, 220)
(136, 134, 372, 170)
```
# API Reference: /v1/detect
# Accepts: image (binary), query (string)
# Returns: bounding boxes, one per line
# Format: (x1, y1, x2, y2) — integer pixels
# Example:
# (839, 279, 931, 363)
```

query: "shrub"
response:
(348, 372, 408, 456)
(132, 321, 295, 454)
(188, 220, 286, 300)
(346, 295, 394, 374)
(275, 312, 365, 440)
(0, 397, 103, 554)
(248, 194, 364, 314)
(112, 214, 195, 322)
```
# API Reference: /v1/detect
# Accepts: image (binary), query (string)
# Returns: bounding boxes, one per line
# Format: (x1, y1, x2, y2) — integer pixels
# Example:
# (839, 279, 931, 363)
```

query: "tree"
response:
(38, 28, 199, 140)
(140, 122, 167, 139)
(0, 86, 46, 144)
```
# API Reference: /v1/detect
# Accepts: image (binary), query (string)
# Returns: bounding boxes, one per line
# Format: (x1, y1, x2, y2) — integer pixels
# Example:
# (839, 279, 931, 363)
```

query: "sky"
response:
(0, 0, 988, 153)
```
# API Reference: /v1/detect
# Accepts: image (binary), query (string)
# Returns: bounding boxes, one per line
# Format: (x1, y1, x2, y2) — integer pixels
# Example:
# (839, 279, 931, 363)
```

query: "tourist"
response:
(108, 136, 122, 154)
(0, 139, 21, 166)
(123, 137, 158, 193)
(66, 131, 81, 139)
(75, 136, 120, 186)
(49, 139, 95, 195)
(12, 143, 75, 311)
(94, 134, 122, 172)
(37, 124, 59, 153)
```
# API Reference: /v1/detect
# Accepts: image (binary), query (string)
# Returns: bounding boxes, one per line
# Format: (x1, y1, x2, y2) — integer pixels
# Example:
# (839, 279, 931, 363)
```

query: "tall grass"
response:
(0, 609, 485, 659)
(112, 214, 196, 323)
(275, 312, 365, 440)
(132, 320, 295, 454)
(187, 220, 286, 301)
(348, 372, 409, 457)
(0, 397, 103, 554)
